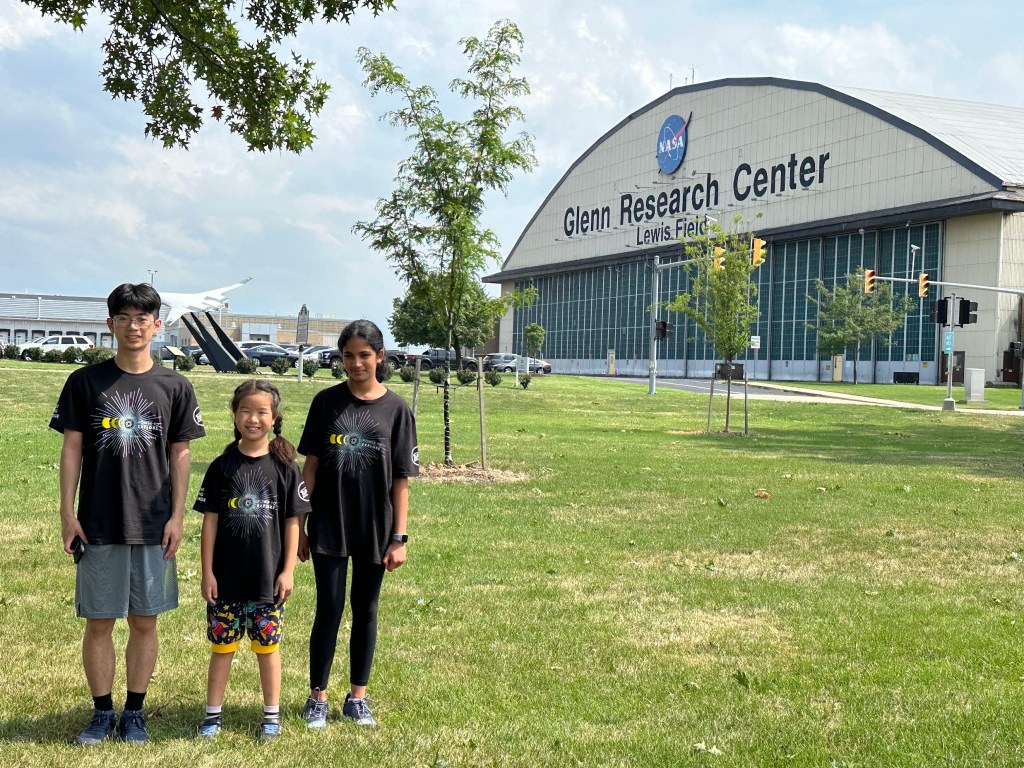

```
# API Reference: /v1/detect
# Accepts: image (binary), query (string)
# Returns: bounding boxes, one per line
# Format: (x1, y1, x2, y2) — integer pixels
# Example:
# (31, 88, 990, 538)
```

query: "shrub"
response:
(379, 362, 394, 383)
(236, 356, 259, 374)
(484, 370, 502, 387)
(42, 349, 64, 363)
(151, 352, 164, 367)
(176, 355, 196, 372)
(456, 367, 477, 385)
(270, 357, 292, 376)
(331, 362, 345, 379)
(82, 347, 115, 365)
(23, 346, 43, 361)
(303, 359, 319, 379)
(428, 367, 446, 385)
(3, 344, 18, 360)
(61, 346, 83, 364)
(519, 373, 532, 389)
(398, 365, 418, 383)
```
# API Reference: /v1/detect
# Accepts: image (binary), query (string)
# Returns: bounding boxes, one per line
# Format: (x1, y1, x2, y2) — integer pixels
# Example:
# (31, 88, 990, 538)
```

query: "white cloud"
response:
(0, 2, 53, 51)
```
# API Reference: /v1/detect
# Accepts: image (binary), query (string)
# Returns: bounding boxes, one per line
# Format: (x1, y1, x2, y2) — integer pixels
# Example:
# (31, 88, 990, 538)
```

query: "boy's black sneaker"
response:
(118, 709, 149, 743)
(74, 709, 116, 745)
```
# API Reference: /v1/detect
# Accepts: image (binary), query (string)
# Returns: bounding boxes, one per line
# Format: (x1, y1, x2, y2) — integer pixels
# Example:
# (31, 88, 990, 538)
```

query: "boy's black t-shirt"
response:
(298, 383, 418, 563)
(49, 358, 206, 544)
(193, 448, 311, 603)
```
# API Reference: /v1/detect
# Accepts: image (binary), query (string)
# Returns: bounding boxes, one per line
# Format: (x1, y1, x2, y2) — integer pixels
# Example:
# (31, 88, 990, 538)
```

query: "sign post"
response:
(942, 294, 956, 411)
(296, 304, 309, 382)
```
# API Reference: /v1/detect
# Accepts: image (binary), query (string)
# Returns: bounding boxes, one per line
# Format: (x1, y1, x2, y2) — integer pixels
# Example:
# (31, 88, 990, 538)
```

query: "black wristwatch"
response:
(391, 533, 409, 544)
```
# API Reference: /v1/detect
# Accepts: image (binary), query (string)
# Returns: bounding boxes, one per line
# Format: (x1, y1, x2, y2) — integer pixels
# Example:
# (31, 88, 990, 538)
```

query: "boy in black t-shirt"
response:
(193, 379, 309, 741)
(51, 283, 206, 745)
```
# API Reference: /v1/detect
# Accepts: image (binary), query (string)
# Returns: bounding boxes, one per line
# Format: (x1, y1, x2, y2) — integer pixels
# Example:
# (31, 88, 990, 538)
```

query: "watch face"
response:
(393, 534, 408, 543)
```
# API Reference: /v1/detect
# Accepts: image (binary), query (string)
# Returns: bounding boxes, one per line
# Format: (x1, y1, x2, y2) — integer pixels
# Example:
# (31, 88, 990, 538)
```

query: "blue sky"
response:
(2, 0, 1023, 341)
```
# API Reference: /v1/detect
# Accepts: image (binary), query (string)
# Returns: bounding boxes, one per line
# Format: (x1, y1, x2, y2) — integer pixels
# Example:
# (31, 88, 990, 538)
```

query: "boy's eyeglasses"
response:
(111, 315, 155, 328)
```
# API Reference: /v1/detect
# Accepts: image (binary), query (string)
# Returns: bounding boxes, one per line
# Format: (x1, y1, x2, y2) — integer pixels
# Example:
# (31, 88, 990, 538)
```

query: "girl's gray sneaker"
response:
(302, 697, 329, 730)
(342, 694, 376, 727)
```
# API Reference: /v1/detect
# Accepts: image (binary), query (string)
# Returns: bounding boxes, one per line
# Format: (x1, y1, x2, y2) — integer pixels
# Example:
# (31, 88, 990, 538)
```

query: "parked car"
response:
(244, 343, 299, 367)
(18, 334, 94, 360)
(527, 357, 552, 374)
(482, 352, 519, 372)
(320, 346, 420, 374)
(418, 348, 478, 370)
(295, 344, 330, 368)
(195, 340, 263, 364)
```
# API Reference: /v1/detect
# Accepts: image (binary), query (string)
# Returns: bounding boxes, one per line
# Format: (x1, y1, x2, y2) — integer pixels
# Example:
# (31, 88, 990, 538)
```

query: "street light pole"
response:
(148, 269, 157, 286)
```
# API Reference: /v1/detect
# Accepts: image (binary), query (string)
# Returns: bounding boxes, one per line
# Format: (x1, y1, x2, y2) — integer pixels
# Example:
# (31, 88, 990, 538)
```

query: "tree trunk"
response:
(853, 342, 860, 384)
(724, 361, 733, 433)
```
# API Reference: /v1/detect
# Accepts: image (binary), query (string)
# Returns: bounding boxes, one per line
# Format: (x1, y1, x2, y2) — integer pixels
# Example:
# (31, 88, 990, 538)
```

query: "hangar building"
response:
(486, 77, 1024, 385)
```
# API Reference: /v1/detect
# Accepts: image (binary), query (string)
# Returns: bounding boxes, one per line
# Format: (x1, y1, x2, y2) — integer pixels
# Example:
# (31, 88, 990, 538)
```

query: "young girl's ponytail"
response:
(269, 414, 297, 465)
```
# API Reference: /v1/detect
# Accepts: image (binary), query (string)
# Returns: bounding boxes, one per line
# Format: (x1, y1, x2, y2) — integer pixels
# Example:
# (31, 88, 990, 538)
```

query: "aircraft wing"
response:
(162, 277, 252, 323)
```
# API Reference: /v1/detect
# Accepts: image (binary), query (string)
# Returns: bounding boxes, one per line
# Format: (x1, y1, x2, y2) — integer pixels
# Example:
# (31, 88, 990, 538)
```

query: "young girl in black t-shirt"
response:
(194, 379, 309, 740)
(298, 320, 419, 729)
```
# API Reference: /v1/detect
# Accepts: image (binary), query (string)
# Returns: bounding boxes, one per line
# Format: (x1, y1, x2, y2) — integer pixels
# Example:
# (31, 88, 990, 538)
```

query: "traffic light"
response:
(928, 299, 948, 326)
(712, 247, 725, 270)
(957, 298, 978, 326)
(918, 272, 929, 298)
(863, 269, 876, 294)
(655, 319, 669, 339)
(751, 238, 766, 267)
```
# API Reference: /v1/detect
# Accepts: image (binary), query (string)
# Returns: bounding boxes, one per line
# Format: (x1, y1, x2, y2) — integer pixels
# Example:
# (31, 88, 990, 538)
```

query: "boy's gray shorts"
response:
(75, 544, 178, 619)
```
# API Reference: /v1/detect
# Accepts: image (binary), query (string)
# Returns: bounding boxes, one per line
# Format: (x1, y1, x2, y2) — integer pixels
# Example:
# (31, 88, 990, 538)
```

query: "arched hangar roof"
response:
(493, 78, 1024, 280)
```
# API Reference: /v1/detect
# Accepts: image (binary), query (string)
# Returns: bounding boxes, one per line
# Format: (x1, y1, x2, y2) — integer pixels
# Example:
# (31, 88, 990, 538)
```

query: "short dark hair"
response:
(107, 283, 162, 318)
(337, 320, 388, 381)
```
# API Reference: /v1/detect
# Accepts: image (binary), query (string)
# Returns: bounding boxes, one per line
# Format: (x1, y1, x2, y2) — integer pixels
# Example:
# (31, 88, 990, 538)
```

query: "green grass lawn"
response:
(2, 360, 1024, 766)
(766, 380, 1024, 410)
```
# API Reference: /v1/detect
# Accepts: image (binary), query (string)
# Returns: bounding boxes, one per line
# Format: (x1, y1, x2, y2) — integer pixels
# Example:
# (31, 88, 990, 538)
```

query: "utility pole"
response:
(648, 254, 660, 395)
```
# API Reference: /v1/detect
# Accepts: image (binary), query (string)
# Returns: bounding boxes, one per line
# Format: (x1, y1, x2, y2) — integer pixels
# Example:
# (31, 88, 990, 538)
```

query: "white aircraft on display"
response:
(160, 278, 253, 323)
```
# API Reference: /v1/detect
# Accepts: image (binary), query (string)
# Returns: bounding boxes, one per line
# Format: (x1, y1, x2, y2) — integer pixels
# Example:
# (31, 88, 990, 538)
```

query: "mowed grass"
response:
(1, 359, 1024, 767)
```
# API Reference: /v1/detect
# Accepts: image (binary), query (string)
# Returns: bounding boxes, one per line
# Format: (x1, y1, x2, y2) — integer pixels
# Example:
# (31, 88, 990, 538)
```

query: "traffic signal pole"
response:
(874, 274, 1024, 410)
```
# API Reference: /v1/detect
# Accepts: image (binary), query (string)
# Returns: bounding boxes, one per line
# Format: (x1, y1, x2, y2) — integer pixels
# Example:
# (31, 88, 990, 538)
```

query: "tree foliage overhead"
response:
(25, 0, 394, 151)
(352, 18, 536, 465)
(806, 268, 916, 384)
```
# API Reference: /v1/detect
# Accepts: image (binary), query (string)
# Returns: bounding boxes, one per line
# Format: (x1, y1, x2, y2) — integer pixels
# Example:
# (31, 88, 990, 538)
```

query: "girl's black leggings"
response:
(309, 553, 386, 690)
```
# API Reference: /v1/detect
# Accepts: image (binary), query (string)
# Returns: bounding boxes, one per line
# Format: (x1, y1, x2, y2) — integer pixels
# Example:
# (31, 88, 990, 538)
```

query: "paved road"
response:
(612, 376, 829, 400)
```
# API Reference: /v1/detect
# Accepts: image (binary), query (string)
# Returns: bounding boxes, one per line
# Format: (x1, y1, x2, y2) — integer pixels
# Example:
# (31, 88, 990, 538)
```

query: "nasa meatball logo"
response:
(656, 112, 692, 174)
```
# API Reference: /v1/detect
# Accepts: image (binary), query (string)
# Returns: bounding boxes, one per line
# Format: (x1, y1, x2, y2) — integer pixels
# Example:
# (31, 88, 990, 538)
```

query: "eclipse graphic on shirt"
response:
(327, 410, 384, 472)
(93, 389, 163, 457)
(225, 468, 276, 536)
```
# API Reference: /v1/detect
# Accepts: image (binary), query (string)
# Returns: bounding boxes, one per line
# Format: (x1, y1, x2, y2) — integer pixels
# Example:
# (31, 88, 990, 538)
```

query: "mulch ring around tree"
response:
(417, 461, 528, 484)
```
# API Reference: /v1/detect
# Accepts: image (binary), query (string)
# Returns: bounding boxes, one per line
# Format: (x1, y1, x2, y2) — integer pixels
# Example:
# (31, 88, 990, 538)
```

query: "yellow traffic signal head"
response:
(863, 269, 876, 294)
(712, 246, 725, 270)
(918, 272, 929, 298)
(751, 237, 766, 267)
